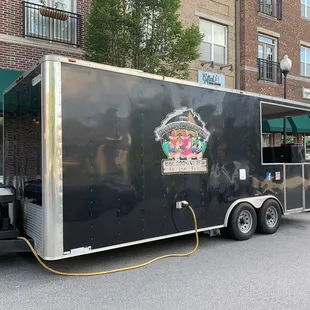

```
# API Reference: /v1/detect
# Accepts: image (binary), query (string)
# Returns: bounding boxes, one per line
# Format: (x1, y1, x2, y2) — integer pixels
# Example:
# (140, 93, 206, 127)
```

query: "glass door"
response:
(258, 35, 277, 82)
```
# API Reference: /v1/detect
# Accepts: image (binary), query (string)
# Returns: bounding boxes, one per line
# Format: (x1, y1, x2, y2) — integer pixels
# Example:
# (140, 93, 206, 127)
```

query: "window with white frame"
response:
(258, 34, 277, 61)
(37, 0, 75, 13)
(301, 46, 310, 77)
(25, 0, 78, 45)
(199, 19, 227, 64)
(302, 0, 310, 19)
(257, 34, 280, 83)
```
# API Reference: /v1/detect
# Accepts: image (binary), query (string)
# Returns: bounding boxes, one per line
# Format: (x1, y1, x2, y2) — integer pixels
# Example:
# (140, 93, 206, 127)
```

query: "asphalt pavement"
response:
(1, 212, 310, 310)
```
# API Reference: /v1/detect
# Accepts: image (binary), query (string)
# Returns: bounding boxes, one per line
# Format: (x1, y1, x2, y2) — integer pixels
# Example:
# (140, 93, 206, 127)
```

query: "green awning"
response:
(263, 118, 293, 133)
(0, 68, 23, 110)
(288, 115, 310, 133)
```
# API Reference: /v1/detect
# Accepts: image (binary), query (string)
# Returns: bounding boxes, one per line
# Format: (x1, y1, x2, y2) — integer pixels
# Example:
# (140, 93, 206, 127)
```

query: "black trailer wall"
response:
(60, 63, 279, 252)
(3, 66, 42, 205)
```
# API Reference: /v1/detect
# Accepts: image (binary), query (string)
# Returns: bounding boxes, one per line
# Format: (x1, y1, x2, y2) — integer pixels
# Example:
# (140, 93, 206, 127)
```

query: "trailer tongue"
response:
(1, 55, 310, 261)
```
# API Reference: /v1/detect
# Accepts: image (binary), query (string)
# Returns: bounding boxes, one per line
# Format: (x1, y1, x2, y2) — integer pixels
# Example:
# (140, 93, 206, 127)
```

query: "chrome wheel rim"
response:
(238, 210, 253, 234)
(265, 206, 278, 228)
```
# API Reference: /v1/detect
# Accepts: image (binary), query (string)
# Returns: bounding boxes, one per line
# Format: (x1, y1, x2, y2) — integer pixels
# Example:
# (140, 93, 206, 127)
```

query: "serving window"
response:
(261, 102, 310, 164)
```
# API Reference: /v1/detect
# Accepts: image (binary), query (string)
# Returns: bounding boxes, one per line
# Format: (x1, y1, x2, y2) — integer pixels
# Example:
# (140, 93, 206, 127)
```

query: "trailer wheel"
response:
(257, 199, 281, 234)
(228, 203, 257, 241)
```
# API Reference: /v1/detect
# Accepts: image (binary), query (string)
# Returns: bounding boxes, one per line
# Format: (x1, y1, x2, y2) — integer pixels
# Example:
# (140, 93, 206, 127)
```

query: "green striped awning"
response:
(263, 118, 293, 133)
(0, 68, 23, 110)
(288, 115, 310, 133)
(263, 115, 310, 134)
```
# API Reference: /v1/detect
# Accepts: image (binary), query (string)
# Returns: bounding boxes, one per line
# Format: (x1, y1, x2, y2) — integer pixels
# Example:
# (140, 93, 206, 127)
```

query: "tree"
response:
(84, 0, 203, 79)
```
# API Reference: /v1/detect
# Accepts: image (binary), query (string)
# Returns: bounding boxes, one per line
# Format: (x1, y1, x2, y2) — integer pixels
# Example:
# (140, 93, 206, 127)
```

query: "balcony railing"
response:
(258, 0, 282, 20)
(257, 58, 282, 84)
(22, 1, 82, 47)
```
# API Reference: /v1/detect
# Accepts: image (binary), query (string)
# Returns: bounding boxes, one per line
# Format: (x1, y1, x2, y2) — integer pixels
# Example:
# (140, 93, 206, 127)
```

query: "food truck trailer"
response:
(1, 55, 310, 261)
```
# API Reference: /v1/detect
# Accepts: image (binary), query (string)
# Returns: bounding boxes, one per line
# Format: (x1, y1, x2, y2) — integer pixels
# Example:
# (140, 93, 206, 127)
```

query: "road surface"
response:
(1, 212, 310, 310)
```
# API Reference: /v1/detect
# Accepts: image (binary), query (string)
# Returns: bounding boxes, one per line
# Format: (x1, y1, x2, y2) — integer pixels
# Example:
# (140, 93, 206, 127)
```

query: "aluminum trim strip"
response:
(41, 224, 225, 261)
(42, 60, 64, 258)
(302, 164, 305, 210)
(284, 208, 304, 215)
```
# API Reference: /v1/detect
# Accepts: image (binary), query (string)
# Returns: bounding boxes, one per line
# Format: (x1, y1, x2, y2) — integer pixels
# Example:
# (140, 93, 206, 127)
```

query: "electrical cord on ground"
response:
(17, 205, 199, 277)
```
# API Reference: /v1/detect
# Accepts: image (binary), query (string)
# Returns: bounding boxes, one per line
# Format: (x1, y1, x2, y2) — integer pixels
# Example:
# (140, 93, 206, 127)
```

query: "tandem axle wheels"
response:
(227, 200, 282, 241)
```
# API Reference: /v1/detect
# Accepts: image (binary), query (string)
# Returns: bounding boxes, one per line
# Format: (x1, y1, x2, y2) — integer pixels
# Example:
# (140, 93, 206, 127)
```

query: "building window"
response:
(301, 46, 310, 77)
(302, 0, 310, 19)
(23, 0, 81, 47)
(258, 0, 282, 19)
(199, 19, 227, 64)
(257, 34, 282, 83)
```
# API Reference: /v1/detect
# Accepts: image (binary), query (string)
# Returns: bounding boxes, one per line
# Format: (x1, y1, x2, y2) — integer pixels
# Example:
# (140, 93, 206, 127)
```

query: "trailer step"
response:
(0, 237, 34, 254)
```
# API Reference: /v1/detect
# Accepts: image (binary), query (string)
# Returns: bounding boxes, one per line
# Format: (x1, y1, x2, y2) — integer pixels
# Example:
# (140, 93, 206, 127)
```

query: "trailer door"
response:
(284, 164, 304, 213)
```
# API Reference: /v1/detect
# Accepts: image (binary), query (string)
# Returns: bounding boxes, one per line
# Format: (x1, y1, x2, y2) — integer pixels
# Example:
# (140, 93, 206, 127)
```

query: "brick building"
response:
(238, 0, 310, 147)
(0, 0, 237, 104)
(0, 0, 91, 107)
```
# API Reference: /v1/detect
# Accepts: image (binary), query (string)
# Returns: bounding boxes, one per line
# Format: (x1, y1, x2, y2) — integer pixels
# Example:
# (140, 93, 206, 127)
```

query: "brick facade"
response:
(0, 0, 91, 72)
(0, 42, 82, 71)
(0, 0, 91, 37)
(0, 0, 236, 87)
(239, 0, 310, 103)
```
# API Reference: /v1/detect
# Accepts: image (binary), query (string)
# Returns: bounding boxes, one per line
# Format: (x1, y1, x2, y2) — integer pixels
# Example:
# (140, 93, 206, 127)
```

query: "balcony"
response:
(22, 1, 82, 47)
(258, 0, 282, 20)
(257, 58, 282, 84)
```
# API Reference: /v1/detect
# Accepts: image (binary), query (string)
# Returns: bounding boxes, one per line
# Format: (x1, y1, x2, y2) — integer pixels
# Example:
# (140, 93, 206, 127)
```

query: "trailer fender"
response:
(224, 195, 284, 227)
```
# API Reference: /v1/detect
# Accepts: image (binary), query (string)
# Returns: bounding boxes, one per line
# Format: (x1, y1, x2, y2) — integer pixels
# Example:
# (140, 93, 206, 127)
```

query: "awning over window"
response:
(262, 118, 293, 133)
(0, 68, 23, 110)
(263, 115, 310, 134)
(288, 115, 310, 133)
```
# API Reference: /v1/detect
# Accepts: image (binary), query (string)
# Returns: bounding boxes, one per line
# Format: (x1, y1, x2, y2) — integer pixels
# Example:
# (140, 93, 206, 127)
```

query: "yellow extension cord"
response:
(17, 205, 199, 277)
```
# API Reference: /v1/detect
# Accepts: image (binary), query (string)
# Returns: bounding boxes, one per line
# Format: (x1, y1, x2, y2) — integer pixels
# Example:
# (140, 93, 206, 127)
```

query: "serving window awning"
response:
(263, 118, 293, 133)
(263, 116, 310, 134)
(0, 68, 23, 110)
(288, 114, 310, 133)
(261, 101, 310, 134)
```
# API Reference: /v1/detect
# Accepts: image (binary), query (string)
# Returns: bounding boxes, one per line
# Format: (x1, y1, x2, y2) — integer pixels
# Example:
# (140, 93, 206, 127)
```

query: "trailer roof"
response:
(3, 55, 310, 113)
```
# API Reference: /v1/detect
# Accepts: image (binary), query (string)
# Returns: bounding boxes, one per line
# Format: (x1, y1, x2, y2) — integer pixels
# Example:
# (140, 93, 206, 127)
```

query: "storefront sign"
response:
(302, 87, 310, 99)
(198, 71, 225, 87)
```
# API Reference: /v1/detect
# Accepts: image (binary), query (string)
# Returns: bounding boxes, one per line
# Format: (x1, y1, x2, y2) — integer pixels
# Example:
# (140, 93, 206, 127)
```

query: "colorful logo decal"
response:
(154, 107, 210, 175)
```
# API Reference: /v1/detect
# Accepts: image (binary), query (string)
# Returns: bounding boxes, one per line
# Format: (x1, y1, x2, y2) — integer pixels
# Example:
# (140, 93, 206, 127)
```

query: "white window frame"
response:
(258, 34, 279, 82)
(258, 34, 277, 61)
(26, 0, 78, 45)
(199, 19, 228, 65)
(301, 46, 310, 77)
(301, 0, 310, 19)
(38, 0, 76, 12)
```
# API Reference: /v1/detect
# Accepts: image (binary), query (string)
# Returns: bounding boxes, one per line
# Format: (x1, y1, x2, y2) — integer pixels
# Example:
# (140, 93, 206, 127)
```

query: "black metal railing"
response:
(257, 58, 282, 84)
(258, 0, 282, 20)
(22, 1, 82, 47)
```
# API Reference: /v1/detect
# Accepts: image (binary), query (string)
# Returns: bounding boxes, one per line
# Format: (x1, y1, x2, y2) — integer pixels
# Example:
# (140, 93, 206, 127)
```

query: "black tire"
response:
(228, 203, 257, 241)
(257, 199, 282, 234)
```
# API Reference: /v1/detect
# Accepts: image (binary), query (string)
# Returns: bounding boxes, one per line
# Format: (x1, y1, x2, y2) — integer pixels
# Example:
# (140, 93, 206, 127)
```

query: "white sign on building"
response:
(302, 87, 310, 99)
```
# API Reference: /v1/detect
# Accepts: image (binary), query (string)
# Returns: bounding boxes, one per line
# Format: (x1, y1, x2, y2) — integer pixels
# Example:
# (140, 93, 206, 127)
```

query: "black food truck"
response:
(1, 55, 310, 260)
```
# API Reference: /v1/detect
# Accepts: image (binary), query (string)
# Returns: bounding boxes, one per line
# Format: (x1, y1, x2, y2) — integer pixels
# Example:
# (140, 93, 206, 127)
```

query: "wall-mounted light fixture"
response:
(201, 60, 214, 68)
(220, 64, 233, 71)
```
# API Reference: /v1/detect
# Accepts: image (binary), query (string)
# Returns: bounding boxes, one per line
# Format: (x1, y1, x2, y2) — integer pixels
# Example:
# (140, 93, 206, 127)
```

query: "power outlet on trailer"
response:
(176, 201, 189, 209)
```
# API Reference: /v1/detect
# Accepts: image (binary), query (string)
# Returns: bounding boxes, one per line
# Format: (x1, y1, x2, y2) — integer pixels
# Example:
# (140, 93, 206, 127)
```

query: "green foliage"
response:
(84, 0, 203, 79)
